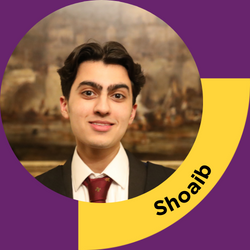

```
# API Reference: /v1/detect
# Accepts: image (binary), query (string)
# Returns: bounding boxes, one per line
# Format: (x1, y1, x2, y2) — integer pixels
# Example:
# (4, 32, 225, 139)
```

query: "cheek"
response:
(69, 100, 91, 119)
(118, 110, 133, 125)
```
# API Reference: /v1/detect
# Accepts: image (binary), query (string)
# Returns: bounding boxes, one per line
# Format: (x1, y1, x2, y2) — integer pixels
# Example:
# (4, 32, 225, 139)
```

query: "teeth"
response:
(92, 123, 110, 126)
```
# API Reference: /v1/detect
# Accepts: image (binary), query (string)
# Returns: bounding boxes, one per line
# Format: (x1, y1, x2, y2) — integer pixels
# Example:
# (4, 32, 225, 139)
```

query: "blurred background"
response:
(0, 1, 202, 176)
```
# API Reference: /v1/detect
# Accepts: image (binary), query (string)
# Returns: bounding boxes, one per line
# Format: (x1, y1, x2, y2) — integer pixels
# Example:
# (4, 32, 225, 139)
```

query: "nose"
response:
(93, 95, 111, 116)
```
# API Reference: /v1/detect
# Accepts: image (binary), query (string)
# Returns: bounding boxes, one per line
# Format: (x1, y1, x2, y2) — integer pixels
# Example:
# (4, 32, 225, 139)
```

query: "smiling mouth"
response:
(89, 120, 115, 128)
(89, 121, 114, 132)
(90, 122, 113, 126)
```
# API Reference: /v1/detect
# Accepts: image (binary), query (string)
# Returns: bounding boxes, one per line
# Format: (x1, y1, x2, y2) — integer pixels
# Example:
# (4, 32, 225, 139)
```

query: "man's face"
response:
(60, 61, 137, 151)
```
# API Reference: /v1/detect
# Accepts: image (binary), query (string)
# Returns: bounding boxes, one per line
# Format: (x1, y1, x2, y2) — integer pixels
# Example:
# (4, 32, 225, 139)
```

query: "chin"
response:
(88, 141, 114, 150)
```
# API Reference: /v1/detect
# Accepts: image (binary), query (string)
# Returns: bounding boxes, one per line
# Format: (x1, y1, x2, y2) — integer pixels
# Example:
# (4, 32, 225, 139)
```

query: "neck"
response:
(76, 143, 120, 173)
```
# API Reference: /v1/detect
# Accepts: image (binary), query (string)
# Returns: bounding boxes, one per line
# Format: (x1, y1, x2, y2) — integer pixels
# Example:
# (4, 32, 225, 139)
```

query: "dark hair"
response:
(57, 41, 145, 104)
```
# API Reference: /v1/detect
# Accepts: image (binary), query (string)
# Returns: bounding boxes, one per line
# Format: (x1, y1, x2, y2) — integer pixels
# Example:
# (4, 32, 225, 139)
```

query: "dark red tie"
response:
(83, 176, 112, 203)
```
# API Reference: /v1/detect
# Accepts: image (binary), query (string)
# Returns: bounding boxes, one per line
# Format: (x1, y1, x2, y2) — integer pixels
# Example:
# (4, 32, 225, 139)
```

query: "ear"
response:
(129, 103, 137, 124)
(60, 96, 69, 119)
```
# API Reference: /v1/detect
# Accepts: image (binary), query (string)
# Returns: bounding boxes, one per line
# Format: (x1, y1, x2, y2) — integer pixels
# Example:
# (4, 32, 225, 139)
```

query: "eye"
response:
(82, 90, 95, 96)
(113, 93, 125, 99)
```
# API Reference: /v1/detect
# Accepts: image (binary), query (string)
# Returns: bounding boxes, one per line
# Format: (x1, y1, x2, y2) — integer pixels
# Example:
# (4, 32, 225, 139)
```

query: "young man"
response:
(36, 41, 175, 202)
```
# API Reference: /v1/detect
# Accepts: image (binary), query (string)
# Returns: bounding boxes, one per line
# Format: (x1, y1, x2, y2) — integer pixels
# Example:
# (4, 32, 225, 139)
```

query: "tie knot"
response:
(83, 176, 112, 203)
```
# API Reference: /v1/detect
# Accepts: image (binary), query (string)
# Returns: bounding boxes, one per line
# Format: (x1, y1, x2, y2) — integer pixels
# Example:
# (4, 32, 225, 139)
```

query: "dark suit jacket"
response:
(36, 150, 175, 199)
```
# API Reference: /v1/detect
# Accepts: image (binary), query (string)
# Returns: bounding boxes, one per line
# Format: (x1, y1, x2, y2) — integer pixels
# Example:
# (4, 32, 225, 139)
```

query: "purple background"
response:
(0, 0, 249, 249)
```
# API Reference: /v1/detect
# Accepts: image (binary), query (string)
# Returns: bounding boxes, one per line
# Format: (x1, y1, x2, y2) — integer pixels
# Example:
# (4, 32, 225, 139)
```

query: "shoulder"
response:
(144, 161, 175, 191)
(35, 157, 72, 197)
(125, 149, 175, 176)
(146, 161, 175, 177)
(36, 165, 65, 190)
(125, 149, 176, 192)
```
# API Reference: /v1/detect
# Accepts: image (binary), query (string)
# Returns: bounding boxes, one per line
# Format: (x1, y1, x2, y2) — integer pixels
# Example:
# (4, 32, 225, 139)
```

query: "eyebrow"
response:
(77, 81, 130, 94)
(107, 84, 130, 93)
(77, 81, 103, 91)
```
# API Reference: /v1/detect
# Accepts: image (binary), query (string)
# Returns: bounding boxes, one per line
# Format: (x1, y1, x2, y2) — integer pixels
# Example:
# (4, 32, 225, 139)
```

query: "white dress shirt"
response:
(72, 143, 129, 202)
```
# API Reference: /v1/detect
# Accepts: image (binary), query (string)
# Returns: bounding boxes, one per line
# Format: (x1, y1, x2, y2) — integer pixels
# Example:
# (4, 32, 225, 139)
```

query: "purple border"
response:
(0, 1, 249, 250)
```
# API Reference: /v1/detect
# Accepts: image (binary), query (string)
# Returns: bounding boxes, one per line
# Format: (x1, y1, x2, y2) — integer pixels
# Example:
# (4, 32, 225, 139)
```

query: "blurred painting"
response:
(1, 1, 202, 166)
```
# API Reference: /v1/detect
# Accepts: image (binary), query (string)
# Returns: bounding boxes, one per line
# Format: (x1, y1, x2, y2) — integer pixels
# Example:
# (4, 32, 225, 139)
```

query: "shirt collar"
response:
(72, 143, 129, 192)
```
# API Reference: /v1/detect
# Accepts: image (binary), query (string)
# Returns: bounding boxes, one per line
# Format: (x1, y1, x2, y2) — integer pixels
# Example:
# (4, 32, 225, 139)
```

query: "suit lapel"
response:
(62, 157, 73, 199)
(126, 150, 147, 199)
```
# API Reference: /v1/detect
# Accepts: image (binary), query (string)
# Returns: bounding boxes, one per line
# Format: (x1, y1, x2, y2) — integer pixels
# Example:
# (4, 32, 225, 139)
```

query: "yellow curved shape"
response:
(78, 78, 250, 250)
